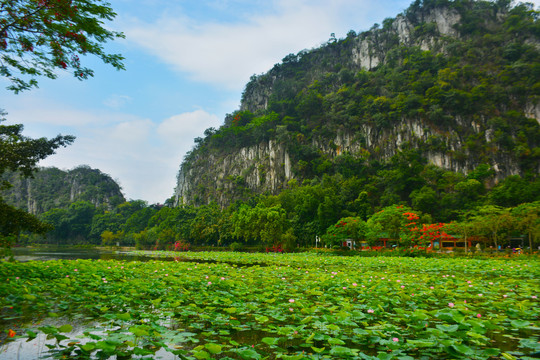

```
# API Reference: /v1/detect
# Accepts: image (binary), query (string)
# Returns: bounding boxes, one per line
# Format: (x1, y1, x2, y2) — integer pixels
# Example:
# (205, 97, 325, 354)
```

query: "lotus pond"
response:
(0, 251, 539, 359)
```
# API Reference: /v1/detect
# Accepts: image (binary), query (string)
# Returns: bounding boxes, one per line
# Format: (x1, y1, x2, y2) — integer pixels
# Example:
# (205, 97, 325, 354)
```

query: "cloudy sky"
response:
(2, 0, 538, 204)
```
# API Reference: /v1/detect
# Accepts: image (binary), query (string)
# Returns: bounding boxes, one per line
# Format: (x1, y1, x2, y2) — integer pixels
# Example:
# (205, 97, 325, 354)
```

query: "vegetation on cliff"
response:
(1, 165, 125, 215)
(179, 0, 539, 208)
(3, 0, 539, 252)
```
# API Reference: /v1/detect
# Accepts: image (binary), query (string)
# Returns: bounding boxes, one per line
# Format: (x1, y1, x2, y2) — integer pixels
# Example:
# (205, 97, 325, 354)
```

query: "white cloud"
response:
(123, 0, 387, 90)
(157, 109, 221, 144)
(103, 94, 132, 109)
(4, 92, 138, 131)
(26, 106, 223, 204)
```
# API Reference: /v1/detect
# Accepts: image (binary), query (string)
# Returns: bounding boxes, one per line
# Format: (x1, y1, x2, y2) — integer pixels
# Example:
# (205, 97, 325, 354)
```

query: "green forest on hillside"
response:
(16, 170, 540, 252)
(3, 0, 540, 253)
(185, 0, 539, 183)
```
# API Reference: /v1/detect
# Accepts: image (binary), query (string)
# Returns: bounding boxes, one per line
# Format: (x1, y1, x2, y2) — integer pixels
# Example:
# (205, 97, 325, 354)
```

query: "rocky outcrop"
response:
(176, 140, 293, 205)
(174, 115, 530, 206)
(1, 166, 125, 214)
(174, 0, 539, 207)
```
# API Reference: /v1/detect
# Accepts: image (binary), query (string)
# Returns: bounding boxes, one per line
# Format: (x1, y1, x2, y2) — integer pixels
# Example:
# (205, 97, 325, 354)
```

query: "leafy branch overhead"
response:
(0, 110, 74, 239)
(0, 113, 75, 184)
(0, 0, 125, 92)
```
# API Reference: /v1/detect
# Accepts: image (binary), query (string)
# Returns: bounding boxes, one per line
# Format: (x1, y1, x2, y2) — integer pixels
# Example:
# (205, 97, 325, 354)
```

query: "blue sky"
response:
(3, 0, 538, 204)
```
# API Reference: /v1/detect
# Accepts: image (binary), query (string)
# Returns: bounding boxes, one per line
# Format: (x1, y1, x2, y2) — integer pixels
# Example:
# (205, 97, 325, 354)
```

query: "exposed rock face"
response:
(2, 166, 125, 214)
(176, 140, 293, 205)
(174, 2, 539, 207)
(175, 117, 529, 206)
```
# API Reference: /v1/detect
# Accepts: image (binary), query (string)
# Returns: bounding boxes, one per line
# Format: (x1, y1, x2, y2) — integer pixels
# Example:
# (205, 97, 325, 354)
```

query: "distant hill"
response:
(1, 165, 125, 215)
(174, 0, 539, 207)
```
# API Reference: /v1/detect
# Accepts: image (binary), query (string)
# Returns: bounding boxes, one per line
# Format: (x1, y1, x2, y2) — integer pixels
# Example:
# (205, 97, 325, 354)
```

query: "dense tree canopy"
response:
(1, 0, 124, 251)
(0, 112, 74, 244)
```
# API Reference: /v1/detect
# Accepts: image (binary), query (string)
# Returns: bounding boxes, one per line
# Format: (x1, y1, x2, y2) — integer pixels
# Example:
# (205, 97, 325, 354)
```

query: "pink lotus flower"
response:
(477, 313, 481, 318)
(367, 309, 374, 313)
(289, 299, 295, 303)
(448, 302, 455, 308)
(392, 337, 399, 342)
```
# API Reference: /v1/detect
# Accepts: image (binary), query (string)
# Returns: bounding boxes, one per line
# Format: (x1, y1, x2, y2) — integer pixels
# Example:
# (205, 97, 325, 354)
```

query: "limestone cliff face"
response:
(174, 1, 540, 207)
(176, 140, 293, 205)
(2, 166, 125, 214)
(175, 115, 534, 206)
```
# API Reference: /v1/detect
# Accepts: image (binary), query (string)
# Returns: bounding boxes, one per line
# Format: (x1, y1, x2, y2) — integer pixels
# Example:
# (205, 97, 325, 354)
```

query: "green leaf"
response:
(229, 340, 241, 346)
(255, 315, 269, 323)
(262, 337, 279, 346)
(96, 341, 116, 352)
(281, 355, 304, 360)
(328, 337, 346, 345)
(116, 312, 131, 321)
(204, 343, 222, 354)
(129, 325, 149, 337)
(436, 324, 459, 332)
(482, 348, 500, 356)
(377, 352, 394, 360)
(451, 344, 474, 356)
(501, 353, 518, 360)
(311, 346, 326, 353)
(510, 320, 530, 328)
(193, 350, 210, 359)
(54, 334, 69, 342)
(237, 348, 261, 359)
(133, 347, 154, 355)
(81, 342, 96, 352)
(330, 346, 353, 356)
(57, 324, 73, 333)
(406, 339, 436, 348)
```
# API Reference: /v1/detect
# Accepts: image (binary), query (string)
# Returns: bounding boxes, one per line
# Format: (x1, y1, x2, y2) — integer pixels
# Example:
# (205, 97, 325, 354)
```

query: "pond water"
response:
(8, 246, 167, 263)
(1, 247, 178, 359)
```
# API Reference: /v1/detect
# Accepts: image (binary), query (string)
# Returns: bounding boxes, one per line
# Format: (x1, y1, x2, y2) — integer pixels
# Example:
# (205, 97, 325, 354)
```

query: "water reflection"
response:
(9, 247, 156, 262)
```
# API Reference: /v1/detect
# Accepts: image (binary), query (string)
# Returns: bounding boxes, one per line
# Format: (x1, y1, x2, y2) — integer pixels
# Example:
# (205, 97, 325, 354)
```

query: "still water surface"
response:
(10, 246, 162, 262)
(1, 247, 178, 360)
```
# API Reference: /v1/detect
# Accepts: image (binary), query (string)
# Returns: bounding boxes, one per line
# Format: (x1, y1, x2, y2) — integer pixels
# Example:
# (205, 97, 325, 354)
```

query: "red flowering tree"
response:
(418, 222, 455, 250)
(0, 0, 125, 92)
